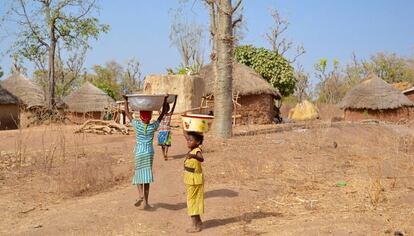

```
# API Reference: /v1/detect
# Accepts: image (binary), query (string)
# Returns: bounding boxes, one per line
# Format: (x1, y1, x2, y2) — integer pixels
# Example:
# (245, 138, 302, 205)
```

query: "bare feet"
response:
(186, 222, 202, 233)
(185, 227, 202, 233)
(134, 198, 143, 207)
(143, 204, 154, 211)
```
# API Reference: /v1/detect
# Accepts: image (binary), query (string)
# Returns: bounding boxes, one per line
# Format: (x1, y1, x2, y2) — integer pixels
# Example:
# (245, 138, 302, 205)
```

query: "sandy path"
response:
(7, 134, 245, 236)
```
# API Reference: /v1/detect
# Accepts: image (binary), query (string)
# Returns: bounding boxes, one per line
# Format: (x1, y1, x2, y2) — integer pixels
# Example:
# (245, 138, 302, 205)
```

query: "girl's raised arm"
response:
(122, 95, 134, 121)
(157, 96, 169, 122)
(170, 95, 178, 114)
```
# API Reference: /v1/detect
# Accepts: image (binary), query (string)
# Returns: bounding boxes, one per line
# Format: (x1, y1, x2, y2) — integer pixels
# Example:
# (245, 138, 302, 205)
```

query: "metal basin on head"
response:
(126, 94, 167, 111)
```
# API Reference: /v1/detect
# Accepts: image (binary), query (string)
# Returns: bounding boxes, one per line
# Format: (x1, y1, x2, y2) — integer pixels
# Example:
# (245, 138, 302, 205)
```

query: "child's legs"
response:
(137, 184, 144, 198)
(144, 183, 150, 204)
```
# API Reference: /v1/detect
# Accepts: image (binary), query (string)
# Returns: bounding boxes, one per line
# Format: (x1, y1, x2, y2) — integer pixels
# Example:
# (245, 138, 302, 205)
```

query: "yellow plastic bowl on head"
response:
(181, 114, 214, 133)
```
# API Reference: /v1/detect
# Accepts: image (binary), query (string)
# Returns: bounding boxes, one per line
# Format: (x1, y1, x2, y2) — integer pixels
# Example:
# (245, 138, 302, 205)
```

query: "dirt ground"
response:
(0, 121, 413, 236)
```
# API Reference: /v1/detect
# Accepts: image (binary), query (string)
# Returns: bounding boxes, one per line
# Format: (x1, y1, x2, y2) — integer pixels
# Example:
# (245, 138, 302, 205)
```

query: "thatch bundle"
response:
(0, 85, 18, 105)
(340, 75, 414, 110)
(288, 100, 319, 121)
(0, 72, 45, 108)
(64, 82, 115, 113)
(198, 63, 281, 98)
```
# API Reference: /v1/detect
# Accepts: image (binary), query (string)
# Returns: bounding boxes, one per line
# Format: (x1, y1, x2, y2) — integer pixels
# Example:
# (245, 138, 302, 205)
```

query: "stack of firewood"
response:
(75, 119, 130, 135)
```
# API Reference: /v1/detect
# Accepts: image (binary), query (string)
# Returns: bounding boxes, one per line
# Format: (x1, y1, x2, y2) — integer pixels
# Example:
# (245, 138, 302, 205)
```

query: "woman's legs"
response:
(134, 184, 144, 207)
(143, 183, 150, 207)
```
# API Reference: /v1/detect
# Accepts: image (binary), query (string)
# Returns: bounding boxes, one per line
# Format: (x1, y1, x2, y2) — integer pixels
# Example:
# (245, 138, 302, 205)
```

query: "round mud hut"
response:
(199, 63, 281, 125)
(0, 72, 46, 127)
(0, 85, 19, 130)
(340, 75, 414, 122)
(64, 82, 115, 123)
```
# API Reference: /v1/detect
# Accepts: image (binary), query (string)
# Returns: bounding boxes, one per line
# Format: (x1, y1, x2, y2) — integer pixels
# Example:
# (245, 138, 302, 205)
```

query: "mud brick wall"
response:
(207, 94, 275, 125)
(0, 104, 19, 130)
(344, 107, 410, 122)
(143, 75, 204, 113)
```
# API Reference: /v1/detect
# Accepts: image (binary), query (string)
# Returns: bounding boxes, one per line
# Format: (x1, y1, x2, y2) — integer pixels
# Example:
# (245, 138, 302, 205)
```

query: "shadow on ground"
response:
(153, 189, 239, 211)
(203, 211, 282, 230)
(169, 154, 186, 160)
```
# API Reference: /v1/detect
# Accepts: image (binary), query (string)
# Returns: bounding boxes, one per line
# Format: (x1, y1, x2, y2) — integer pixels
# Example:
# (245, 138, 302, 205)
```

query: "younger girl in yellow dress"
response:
(183, 131, 204, 233)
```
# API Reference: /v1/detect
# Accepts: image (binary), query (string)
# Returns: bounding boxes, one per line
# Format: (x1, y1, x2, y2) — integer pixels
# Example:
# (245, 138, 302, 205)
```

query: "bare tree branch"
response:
(18, 0, 49, 47)
(265, 8, 305, 63)
(232, 0, 242, 13)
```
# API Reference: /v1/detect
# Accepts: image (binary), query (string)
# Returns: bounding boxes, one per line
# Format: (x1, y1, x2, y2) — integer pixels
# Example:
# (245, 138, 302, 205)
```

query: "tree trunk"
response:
(47, 9, 56, 111)
(213, 0, 234, 138)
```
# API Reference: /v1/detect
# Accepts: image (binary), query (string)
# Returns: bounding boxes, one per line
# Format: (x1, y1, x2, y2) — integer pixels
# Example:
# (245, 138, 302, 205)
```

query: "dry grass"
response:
(56, 156, 114, 197)
(0, 124, 128, 198)
(204, 122, 414, 235)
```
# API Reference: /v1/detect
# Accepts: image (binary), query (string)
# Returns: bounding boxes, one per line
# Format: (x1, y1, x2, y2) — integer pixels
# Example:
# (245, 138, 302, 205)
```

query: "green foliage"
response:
(93, 81, 118, 100)
(366, 52, 414, 84)
(0, 66, 3, 78)
(166, 66, 197, 75)
(14, 1, 109, 66)
(88, 64, 122, 100)
(234, 45, 295, 97)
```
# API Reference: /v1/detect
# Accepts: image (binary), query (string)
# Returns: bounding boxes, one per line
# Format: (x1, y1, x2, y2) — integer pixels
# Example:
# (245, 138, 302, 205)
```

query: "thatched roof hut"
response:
(340, 75, 413, 122)
(0, 85, 18, 105)
(0, 85, 19, 130)
(340, 75, 413, 110)
(64, 81, 115, 113)
(198, 63, 281, 125)
(0, 72, 45, 109)
(198, 63, 281, 99)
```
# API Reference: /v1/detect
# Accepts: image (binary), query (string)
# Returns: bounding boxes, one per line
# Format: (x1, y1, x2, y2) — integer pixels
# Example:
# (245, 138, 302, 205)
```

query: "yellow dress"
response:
(184, 147, 204, 216)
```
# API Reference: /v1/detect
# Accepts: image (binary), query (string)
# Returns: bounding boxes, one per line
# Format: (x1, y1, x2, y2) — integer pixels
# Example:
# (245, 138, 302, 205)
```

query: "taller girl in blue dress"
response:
(123, 95, 169, 210)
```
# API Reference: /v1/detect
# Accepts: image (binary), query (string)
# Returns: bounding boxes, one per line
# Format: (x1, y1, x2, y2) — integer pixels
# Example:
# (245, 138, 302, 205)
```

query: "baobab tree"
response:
(204, 0, 243, 138)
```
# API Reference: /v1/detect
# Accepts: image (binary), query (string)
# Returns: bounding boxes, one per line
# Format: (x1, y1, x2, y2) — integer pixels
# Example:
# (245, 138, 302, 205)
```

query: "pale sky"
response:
(1, 0, 413, 83)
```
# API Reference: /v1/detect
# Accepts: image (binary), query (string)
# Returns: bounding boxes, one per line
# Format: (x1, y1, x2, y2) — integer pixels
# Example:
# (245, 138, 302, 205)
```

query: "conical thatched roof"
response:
(64, 81, 115, 113)
(0, 72, 45, 108)
(198, 63, 281, 99)
(0, 85, 18, 105)
(340, 75, 414, 110)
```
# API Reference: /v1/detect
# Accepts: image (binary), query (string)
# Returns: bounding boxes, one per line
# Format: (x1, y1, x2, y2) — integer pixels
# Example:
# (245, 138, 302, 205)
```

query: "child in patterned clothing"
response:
(158, 95, 177, 160)
(123, 95, 169, 210)
(183, 131, 204, 233)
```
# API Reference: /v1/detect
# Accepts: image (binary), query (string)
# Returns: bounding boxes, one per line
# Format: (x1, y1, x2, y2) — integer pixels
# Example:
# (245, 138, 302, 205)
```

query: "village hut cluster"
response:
(0, 71, 116, 130)
(144, 63, 281, 125)
(1, 63, 414, 131)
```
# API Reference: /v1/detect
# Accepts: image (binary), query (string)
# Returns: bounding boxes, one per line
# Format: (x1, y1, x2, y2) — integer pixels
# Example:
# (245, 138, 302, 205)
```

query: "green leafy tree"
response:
(86, 61, 123, 100)
(0, 66, 3, 78)
(9, 0, 109, 110)
(365, 52, 414, 84)
(235, 45, 295, 97)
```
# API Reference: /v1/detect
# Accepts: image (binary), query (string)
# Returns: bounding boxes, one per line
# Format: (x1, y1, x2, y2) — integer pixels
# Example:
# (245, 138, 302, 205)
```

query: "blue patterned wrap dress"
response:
(132, 119, 160, 184)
